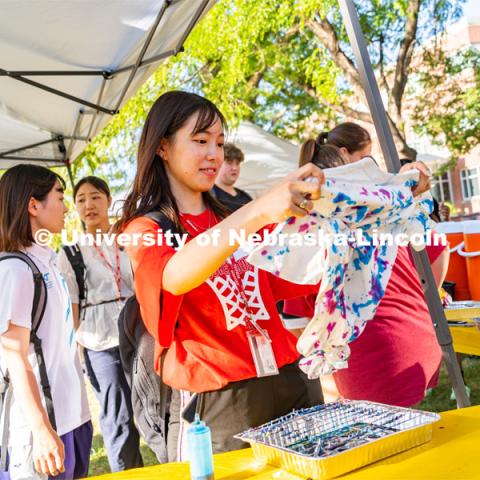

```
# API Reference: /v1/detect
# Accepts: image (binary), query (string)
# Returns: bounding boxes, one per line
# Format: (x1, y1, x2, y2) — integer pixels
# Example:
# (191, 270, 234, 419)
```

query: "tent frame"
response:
(0, 0, 211, 184)
(2, 2, 468, 407)
(339, 0, 470, 408)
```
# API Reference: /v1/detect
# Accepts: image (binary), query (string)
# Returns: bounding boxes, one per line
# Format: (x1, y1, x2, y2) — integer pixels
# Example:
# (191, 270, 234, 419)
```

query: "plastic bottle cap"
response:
(187, 413, 209, 435)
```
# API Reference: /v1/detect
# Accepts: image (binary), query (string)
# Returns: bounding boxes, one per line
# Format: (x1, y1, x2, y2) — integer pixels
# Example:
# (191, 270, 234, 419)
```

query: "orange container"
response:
(460, 221, 480, 301)
(437, 222, 470, 300)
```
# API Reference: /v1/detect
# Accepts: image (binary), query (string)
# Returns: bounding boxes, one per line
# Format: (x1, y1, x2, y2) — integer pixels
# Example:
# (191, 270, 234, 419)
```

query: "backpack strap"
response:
(143, 211, 179, 422)
(62, 245, 86, 304)
(144, 211, 180, 249)
(0, 252, 57, 441)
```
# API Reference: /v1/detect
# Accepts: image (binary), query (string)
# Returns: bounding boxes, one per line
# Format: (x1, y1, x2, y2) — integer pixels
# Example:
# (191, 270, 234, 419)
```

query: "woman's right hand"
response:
(32, 424, 65, 477)
(254, 163, 325, 224)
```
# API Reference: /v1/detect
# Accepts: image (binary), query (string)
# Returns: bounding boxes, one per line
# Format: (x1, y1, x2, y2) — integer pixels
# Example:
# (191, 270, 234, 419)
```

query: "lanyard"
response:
(93, 243, 122, 300)
(180, 211, 269, 339)
(226, 255, 269, 340)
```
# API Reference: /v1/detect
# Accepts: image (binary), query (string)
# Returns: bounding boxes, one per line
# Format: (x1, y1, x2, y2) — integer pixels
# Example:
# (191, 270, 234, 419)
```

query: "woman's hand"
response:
(254, 163, 325, 224)
(32, 424, 65, 477)
(161, 163, 323, 295)
(399, 161, 431, 196)
(0, 324, 65, 477)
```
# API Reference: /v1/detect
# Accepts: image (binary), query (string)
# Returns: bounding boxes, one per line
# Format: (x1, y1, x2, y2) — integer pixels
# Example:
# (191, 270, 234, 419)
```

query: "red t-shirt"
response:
(284, 245, 445, 407)
(124, 210, 318, 393)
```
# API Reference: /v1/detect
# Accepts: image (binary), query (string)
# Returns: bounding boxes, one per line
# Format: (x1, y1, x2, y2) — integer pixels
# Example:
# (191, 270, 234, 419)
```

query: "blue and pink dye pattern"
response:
(248, 158, 435, 378)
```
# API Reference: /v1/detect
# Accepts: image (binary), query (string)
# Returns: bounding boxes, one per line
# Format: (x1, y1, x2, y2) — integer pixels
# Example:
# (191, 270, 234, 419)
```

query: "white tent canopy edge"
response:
(0, 0, 217, 174)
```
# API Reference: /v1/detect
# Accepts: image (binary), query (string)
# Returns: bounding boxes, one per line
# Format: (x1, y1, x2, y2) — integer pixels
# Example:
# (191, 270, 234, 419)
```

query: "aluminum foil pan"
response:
(235, 400, 439, 479)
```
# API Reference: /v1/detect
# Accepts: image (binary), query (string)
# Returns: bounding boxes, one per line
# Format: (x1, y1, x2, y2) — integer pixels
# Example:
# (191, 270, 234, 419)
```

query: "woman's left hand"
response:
(399, 161, 431, 196)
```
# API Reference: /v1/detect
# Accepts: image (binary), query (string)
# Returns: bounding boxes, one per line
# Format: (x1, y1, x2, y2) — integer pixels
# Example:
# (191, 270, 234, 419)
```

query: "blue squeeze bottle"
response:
(187, 414, 214, 480)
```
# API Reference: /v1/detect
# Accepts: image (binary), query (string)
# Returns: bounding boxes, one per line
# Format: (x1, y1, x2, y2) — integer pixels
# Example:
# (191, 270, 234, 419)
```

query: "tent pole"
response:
(0, 70, 109, 77)
(0, 137, 63, 157)
(337, 0, 470, 408)
(174, 0, 211, 54)
(65, 160, 76, 191)
(113, 0, 173, 112)
(0, 68, 116, 115)
(113, 48, 181, 75)
(0, 156, 66, 163)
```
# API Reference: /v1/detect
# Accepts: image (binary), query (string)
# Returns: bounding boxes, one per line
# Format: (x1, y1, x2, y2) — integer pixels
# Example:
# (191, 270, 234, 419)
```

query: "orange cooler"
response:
(460, 220, 480, 300)
(437, 221, 470, 300)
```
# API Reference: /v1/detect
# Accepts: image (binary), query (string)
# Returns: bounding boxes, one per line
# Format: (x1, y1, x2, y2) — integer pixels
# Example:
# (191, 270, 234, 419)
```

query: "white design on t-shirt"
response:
(207, 253, 269, 331)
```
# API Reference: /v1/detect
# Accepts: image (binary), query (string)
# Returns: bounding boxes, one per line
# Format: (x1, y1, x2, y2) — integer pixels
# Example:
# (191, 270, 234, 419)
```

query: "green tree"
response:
(412, 46, 480, 168)
(79, 0, 471, 180)
(176, 0, 467, 160)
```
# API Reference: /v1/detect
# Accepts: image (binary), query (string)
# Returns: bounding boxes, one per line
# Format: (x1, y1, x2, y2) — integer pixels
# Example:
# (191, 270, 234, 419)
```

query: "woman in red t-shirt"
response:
(116, 91, 325, 461)
(284, 126, 448, 407)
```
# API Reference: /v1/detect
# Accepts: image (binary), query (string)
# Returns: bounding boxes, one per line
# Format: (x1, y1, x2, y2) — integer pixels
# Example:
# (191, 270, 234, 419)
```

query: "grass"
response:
(88, 435, 159, 476)
(419, 356, 480, 412)
(86, 357, 480, 476)
(85, 384, 159, 477)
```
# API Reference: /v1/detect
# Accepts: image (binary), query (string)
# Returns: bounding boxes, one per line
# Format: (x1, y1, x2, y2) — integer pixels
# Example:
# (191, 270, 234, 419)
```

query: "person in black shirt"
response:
(213, 143, 253, 212)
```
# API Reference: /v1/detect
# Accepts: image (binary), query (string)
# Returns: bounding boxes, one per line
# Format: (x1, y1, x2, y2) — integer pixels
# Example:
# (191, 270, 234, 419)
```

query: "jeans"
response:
(84, 347, 143, 472)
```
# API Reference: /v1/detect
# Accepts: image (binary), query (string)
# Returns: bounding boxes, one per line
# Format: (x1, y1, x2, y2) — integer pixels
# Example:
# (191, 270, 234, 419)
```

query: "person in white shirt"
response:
(0, 164, 91, 480)
(56, 177, 142, 472)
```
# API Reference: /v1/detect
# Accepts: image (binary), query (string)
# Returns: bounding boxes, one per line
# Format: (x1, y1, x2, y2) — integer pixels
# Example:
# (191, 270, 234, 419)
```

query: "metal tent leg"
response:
(338, 0, 470, 408)
(66, 161, 76, 192)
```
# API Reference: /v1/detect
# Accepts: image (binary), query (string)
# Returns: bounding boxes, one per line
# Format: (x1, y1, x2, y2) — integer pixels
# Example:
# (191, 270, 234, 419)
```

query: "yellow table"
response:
(445, 303, 480, 356)
(90, 406, 480, 480)
(450, 325, 480, 356)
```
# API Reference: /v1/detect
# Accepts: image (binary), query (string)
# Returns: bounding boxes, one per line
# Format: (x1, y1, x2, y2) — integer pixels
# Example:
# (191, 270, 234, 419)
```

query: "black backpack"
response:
(62, 245, 87, 308)
(117, 212, 178, 464)
(0, 252, 56, 471)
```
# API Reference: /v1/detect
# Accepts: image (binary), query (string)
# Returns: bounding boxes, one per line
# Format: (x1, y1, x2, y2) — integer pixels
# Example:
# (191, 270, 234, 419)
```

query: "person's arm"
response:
(163, 164, 325, 295)
(320, 374, 342, 403)
(72, 303, 80, 331)
(1, 324, 65, 477)
(431, 247, 450, 288)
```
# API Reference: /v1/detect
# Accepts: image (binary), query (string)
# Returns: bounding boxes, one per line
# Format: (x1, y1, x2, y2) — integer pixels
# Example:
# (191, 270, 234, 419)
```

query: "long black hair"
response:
(116, 91, 228, 232)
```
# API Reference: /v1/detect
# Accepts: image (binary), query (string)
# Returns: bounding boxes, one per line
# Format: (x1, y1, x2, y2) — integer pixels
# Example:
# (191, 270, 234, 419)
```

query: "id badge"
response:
(247, 331, 279, 377)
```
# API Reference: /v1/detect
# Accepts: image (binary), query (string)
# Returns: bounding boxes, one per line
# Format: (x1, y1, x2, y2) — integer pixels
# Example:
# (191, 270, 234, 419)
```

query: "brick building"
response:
(411, 12, 480, 219)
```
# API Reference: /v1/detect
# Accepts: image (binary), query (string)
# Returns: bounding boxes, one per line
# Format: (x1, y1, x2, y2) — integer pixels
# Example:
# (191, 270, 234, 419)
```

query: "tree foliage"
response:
(77, 0, 472, 184)
(412, 47, 480, 163)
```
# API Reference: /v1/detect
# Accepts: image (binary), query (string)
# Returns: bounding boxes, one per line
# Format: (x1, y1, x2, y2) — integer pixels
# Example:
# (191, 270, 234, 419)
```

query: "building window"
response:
(431, 172, 452, 203)
(461, 168, 480, 200)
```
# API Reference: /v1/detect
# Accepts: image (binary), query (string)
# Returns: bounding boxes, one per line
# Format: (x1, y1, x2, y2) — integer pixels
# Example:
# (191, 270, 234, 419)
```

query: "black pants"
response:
(84, 347, 143, 471)
(167, 362, 323, 461)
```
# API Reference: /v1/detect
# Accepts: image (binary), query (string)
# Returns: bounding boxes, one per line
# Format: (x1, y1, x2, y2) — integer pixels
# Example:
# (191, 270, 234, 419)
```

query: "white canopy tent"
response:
(0, 0, 216, 178)
(231, 122, 300, 197)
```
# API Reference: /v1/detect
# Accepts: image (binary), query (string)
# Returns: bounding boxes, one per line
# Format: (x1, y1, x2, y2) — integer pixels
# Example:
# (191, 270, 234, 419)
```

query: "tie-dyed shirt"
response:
(248, 158, 436, 378)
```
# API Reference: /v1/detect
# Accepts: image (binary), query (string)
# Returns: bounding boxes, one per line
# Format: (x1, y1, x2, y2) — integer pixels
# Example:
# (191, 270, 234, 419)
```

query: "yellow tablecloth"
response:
(450, 325, 480, 356)
(90, 406, 480, 480)
(445, 305, 480, 356)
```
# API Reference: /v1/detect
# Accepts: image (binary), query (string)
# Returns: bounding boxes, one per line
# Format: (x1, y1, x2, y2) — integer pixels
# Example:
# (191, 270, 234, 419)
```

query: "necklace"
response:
(179, 209, 215, 233)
